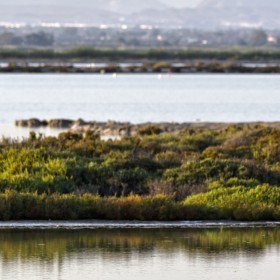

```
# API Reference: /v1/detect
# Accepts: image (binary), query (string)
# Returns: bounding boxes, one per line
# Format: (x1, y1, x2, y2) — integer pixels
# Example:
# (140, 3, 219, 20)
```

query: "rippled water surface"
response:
(0, 227, 279, 280)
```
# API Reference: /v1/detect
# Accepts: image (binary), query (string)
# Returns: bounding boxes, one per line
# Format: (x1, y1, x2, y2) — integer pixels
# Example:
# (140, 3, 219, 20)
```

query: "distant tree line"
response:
(0, 27, 279, 49)
(1, 48, 280, 61)
(0, 32, 54, 47)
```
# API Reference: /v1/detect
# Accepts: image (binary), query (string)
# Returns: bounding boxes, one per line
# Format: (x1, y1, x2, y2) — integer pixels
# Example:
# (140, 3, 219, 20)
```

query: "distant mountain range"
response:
(0, 0, 279, 29)
(195, 0, 280, 29)
(199, 0, 279, 9)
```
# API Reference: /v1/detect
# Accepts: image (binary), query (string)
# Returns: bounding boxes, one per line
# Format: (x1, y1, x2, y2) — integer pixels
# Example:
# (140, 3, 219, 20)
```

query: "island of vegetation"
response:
(0, 123, 279, 221)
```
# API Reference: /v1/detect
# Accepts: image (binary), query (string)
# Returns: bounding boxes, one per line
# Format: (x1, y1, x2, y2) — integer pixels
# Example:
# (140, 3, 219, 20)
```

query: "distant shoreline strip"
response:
(0, 221, 279, 230)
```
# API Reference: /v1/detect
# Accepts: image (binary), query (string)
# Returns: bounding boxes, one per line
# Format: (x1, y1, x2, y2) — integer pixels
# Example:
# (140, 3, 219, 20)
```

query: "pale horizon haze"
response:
(159, 0, 203, 8)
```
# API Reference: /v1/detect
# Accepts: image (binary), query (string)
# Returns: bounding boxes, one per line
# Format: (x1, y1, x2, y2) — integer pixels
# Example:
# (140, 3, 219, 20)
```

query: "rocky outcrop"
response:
(15, 118, 47, 128)
(48, 119, 75, 128)
(15, 118, 74, 128)
(15, 119, 280, 137)
(71, 121, 280, 137)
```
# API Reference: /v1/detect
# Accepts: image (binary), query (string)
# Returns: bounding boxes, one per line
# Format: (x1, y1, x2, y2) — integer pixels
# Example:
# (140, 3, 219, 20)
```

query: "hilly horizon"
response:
(199, 0, 279, 9)
(0, 0, 279, 29)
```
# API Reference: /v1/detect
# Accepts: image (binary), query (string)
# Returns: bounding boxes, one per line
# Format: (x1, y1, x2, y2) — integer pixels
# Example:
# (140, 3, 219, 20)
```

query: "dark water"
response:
(0, 227, 279, 280)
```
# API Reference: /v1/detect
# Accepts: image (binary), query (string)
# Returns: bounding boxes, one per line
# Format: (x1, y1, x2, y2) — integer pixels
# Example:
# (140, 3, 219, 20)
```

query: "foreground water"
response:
(0, 74, 279, 138)
(0, 226, 279, 280)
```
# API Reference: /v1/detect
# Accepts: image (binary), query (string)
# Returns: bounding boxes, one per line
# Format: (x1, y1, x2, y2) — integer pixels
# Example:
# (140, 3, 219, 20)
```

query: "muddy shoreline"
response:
(2, 62, 280, 74)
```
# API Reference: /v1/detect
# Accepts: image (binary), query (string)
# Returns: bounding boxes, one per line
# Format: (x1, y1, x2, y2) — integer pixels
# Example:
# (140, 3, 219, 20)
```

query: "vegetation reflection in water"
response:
(0, 228, 279, 263)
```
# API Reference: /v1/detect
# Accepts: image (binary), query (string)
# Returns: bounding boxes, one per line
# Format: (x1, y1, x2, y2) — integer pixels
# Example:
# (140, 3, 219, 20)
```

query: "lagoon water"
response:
(0, 227, 279, 280)
(0, 74, 279, 138)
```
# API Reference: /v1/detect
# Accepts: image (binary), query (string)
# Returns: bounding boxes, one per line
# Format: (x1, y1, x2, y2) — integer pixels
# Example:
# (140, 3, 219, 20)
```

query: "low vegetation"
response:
(0, 124, 279, 220)
(1, 48, 280, 61)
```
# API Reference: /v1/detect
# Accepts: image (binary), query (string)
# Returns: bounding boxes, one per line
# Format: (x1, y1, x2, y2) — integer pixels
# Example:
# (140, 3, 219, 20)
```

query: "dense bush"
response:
(0, 187, 279, 221)
(0, 191, 184, 221)
(184, 185, 280, 221)
(0, 124, 279, 220)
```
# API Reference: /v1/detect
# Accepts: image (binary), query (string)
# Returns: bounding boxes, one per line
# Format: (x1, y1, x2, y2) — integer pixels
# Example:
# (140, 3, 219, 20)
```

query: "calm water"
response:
(0, 74, 280, 123)
(0, 73, 279, 138)
(0, 227, 279, 280)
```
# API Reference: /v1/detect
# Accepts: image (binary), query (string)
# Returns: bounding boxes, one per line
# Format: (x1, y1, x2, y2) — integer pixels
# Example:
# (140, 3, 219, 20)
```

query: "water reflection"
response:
(0, 228, 279, 260)
(0, 228, 279, 280)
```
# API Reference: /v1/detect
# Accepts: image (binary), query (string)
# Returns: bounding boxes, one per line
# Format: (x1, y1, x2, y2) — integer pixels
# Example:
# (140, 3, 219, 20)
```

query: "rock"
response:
(73, 118, 88, 126)
(106, 120, 116, 126)
(48, 119, 74, 128)
(15, 118, 42, 127)
(15, 120, 27, 127)
(41, 120, 48, 126)
(71, 119, 89, 130)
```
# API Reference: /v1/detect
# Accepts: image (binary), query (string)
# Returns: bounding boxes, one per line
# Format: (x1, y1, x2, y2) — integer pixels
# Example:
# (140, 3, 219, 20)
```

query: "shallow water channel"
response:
(0, 225, 279, 280)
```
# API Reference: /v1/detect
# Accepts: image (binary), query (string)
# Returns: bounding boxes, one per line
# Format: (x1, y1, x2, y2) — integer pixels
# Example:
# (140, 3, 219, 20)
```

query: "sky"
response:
(0, 0, 203, 9)
(160, 0, 203, 8)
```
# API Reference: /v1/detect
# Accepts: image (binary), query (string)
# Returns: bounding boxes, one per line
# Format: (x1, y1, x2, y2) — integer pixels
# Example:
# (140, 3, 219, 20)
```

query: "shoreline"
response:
(2, 63, 280, 74)
(13, 120, 280, 138)
(1, 120, 279, 140)
(0, 220, 279, 230)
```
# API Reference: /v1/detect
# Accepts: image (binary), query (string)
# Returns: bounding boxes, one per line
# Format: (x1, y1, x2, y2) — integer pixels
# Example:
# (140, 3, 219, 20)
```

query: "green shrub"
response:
(0, 124, 278, 221)
(184, 185, 280, 221)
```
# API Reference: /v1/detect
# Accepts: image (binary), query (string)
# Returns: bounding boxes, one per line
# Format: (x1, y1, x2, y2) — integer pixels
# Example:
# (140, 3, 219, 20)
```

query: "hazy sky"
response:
(1, 0, 203, 8)
(160, 0, 203, 8)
